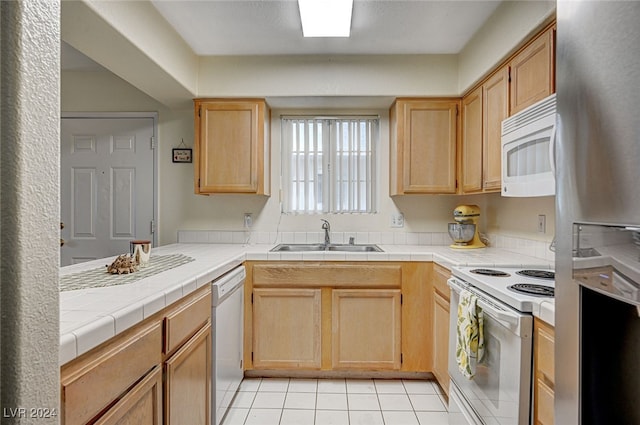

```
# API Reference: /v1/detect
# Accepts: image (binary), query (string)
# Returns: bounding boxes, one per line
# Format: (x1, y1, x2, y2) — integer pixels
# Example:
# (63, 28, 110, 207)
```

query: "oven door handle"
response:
(448, 278, 520, 326)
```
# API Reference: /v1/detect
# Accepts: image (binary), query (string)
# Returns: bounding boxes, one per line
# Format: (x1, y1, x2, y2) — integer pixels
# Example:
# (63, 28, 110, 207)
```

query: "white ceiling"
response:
(149, 0, 503, 56)
(60, 0, 508, 107)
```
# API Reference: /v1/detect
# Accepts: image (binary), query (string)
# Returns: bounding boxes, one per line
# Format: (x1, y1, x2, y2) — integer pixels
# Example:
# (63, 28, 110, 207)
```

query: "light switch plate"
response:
(244, 213, 253, 229)
(538, 214, 546, 233)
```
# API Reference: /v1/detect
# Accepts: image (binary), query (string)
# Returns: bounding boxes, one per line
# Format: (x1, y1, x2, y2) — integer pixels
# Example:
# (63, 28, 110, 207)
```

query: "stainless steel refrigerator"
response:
(556, 1, 640, 424)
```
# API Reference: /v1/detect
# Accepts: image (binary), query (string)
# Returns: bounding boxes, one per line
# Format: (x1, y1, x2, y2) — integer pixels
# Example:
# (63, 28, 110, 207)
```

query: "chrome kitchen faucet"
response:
(321, 219, 331, 246)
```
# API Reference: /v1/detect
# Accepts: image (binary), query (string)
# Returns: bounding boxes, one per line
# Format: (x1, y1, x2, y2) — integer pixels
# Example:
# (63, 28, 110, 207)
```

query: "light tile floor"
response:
(221, 378, 448, 425)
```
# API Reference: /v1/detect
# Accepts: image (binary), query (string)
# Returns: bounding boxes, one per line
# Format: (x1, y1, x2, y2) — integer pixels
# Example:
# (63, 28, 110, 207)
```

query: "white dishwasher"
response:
(211, 265, 245, 425)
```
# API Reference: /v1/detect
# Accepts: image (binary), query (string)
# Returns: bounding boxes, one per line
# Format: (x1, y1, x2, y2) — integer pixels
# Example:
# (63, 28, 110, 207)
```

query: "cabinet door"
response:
(332, 289, 401, 370)
(461, 87, 483, 193)
(483, 67, 509, 192)
(165, 323, 211, 425)
(195, 100, 269, 195)
(510, 28, 555, 115)
(535, 380, 555, 425)
(432, 264, 451, 396)
(391, 99, 458, 194)
(252, 288, 322, 369)
(433, 292, 450, 396)
(534, 318, 555, 425)
(94, 365, 162, 425)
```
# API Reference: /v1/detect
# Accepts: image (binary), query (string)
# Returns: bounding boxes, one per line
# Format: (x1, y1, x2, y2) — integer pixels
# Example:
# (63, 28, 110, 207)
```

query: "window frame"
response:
(281, 115, 379, 214)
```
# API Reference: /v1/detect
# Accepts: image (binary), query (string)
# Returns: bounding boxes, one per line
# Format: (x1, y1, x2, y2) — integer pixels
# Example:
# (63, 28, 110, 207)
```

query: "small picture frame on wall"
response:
(172, 148, 192, 163)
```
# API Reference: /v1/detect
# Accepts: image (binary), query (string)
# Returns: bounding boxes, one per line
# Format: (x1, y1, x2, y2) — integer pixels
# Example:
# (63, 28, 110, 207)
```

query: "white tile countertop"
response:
(538, 301, 555, 326)
(60, 243, 554, 365)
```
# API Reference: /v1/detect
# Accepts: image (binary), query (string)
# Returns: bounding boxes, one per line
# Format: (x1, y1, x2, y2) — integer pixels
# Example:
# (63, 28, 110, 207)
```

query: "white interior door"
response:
(60, 117, 156, 266)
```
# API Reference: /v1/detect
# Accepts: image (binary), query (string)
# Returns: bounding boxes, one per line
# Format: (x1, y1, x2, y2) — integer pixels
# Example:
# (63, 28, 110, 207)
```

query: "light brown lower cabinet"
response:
(61, 285, 212, 425)
(164, 322, 211, 425)
(431, 263, 451, 396)
(534, 318, 555, 425)
(60, 320, 163, 425)
(332, 289, 401, 370)
(252, 288, 322, 369)
(245, 261, 431, 374)
(94, 365, 163, 425)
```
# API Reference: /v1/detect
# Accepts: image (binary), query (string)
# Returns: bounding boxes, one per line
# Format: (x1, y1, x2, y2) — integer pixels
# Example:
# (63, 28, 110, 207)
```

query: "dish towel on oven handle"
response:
(456, 289, 485, 379)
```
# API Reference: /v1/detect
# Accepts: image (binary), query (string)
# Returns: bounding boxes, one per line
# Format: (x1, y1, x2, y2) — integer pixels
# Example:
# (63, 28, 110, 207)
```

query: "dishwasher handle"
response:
(212, 265, 246, 306)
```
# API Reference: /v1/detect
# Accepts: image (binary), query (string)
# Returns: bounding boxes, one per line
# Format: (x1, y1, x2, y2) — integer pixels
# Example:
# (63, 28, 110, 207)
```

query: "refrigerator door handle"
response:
(549, 120, 557, 178)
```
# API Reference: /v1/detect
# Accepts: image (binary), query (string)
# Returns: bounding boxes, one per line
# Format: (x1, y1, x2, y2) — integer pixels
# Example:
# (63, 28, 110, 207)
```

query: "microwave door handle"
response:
(448, 279, 519, 326)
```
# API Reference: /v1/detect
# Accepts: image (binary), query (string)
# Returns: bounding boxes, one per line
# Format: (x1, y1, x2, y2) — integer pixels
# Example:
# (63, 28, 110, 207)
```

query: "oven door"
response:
(448, 278, 534, 425)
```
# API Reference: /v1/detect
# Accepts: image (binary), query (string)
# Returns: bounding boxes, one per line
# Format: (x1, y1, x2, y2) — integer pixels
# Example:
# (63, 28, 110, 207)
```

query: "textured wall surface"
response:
(1, 1, 60, 422)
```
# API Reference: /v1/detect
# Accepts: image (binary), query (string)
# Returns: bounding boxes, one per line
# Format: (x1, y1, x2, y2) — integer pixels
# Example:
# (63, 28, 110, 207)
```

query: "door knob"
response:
(60, 222, 65, 230)
(60, 238, 65, 247)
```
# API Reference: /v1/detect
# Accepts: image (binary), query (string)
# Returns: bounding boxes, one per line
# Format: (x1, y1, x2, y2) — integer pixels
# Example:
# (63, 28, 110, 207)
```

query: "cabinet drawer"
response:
(253, 263, 402, 288)
(433, 264, 451, 300)
(165, 285, 211, 355)
(537, 324, 555, 384)
(94, 365, 163, 425)
(61, 320, 162, 425)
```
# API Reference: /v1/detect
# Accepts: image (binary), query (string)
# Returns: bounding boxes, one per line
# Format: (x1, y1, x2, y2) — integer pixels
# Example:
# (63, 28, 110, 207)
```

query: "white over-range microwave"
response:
(501, 94, 556, 197)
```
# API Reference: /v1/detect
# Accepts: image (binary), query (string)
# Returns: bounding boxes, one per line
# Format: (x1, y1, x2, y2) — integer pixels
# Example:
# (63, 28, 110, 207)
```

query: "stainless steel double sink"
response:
(270, 243, 383, 253)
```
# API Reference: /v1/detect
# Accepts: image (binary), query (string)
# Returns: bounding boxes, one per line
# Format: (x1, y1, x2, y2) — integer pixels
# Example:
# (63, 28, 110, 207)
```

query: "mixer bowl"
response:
(448, 223, 476, 244)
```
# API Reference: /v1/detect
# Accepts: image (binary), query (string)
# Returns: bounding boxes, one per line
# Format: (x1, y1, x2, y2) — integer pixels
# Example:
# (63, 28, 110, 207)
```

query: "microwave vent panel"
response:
(502, 94, 556, 135)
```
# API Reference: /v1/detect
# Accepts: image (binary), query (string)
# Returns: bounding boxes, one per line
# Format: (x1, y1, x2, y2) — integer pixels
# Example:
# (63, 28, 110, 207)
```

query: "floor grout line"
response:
(223, 378, 448, 425)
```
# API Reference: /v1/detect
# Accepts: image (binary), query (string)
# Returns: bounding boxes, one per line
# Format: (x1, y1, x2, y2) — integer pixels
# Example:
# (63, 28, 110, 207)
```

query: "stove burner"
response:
(470, 268, 511, 277)
(516, 269, 555, 280)
(508, 284, 555, 297)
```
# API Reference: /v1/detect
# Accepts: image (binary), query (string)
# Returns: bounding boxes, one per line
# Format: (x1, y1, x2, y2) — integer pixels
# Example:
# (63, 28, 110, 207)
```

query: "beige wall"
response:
(61, 71, 193, 245)
(61, 1, 558, 246)
(198, 55, 459, 98)
(62, 70, 556, 245)
(61, 0, 197, 107)
(458, 0, 556, 93)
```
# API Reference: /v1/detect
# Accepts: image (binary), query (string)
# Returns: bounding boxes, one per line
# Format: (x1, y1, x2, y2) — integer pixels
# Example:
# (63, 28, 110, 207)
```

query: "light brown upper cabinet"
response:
(390, 99, 459, 195)
(461, 87, 483, 193)
(482, 67, 510, 192)
(194, 99, 270, 195)
(461, 69, 509, 194)
(460, 21, 553, 194)
(509, 26, 555, 115)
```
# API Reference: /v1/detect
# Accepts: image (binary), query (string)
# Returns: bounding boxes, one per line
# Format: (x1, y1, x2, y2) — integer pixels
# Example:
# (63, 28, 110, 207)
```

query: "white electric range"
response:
(451, 266, 555, 313)
(447, 266, 555, 425)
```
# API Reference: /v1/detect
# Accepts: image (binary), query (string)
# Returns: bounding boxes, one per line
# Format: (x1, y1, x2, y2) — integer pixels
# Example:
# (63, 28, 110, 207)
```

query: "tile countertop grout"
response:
(59, 243, 554, 365)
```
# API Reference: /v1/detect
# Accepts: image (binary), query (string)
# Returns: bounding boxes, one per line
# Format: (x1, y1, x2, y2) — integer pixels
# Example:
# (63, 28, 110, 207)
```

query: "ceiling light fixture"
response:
(298, 0, 354, 38)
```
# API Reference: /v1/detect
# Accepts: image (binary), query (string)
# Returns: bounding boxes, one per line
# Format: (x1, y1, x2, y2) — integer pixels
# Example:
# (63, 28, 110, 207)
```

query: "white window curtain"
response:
(281, 117, 377, 214)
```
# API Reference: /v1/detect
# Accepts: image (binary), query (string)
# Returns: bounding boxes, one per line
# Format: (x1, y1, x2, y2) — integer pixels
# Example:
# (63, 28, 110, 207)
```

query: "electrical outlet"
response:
(538, 214, 546, 233)
(244, 213, 253, 229)
(391, 213, 404, 228)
